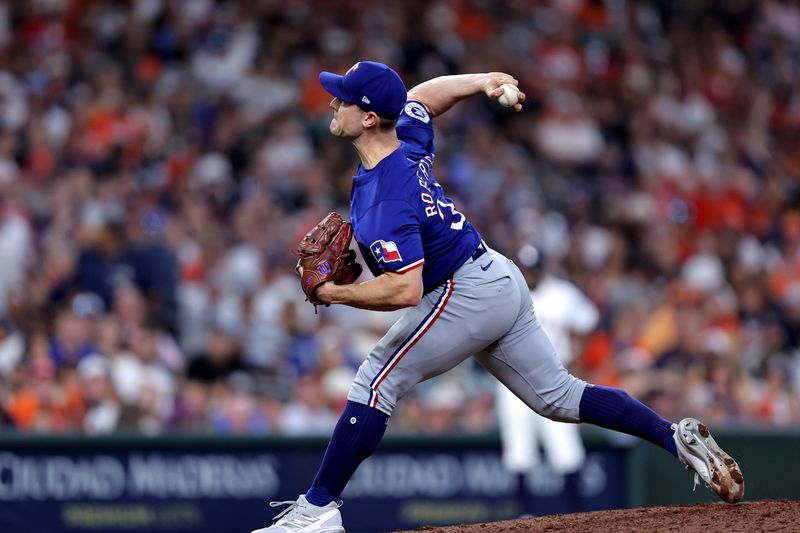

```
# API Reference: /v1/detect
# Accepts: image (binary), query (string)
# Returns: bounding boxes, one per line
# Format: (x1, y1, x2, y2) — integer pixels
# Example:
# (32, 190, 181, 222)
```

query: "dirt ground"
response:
(397, 499, 800, 533)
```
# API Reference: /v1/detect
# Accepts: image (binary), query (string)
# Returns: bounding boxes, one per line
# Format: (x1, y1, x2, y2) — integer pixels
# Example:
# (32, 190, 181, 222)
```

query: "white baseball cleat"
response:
(250, 494, 345, 533)
(672, 418, 744, 503)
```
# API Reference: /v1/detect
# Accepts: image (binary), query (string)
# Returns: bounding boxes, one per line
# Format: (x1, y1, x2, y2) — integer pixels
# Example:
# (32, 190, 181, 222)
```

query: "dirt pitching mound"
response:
(399, 499, 799, 533)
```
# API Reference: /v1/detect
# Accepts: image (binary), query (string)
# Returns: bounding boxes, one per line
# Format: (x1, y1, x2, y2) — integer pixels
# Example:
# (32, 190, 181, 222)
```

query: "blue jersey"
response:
(350, 100, 482, 292)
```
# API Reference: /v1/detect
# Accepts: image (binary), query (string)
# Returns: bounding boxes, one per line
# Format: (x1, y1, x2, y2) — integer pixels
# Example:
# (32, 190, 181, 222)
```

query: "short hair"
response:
(354, 103, 397, 132)
(378, 117, 397, 132)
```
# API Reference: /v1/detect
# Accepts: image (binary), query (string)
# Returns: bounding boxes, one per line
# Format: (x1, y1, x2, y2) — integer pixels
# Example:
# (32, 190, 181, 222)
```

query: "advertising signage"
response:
(0, 435, 625, 533)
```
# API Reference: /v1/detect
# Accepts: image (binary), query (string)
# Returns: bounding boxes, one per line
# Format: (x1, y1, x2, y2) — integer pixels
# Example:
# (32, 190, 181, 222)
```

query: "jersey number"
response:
(421, 193, 465, 230)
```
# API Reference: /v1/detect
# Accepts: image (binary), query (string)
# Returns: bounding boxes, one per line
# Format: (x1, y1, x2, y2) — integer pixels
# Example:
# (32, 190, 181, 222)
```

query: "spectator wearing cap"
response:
(70, 221, 132, 310)
(78, 356, 121, 435)
(48, 301, 100, 369)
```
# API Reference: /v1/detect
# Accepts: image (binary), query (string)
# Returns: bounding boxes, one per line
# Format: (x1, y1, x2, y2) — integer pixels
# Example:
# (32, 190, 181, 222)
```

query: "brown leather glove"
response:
(296, 212, 362, 307)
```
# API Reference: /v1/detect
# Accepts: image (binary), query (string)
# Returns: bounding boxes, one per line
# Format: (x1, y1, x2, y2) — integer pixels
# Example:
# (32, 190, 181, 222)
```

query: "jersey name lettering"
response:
(416, 156, 434, 191)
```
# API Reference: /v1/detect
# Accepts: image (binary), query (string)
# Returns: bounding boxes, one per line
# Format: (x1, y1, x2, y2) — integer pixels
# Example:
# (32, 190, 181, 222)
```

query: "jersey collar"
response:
(352, 146, 403, 183)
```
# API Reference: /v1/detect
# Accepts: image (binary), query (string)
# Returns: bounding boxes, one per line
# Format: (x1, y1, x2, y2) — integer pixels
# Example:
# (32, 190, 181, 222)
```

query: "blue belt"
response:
(470, 240, 488, 262)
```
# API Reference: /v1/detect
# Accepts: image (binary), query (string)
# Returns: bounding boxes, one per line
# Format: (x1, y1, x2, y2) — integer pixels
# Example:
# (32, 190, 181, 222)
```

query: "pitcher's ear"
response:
(362, 111, 379, 129)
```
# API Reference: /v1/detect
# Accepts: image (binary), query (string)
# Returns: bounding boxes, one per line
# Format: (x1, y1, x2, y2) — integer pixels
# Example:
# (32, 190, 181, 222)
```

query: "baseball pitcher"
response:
(251, 62, 744, 533)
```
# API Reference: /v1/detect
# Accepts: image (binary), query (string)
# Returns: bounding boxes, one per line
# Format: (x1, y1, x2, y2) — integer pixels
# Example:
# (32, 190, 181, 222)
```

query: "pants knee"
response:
(347, 374, 396, 417)
(535, 376, 587, 422)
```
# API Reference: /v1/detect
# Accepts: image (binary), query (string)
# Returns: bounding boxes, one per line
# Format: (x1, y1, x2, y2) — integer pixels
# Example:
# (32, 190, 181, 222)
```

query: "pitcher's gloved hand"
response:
(295, 212, 362, 309)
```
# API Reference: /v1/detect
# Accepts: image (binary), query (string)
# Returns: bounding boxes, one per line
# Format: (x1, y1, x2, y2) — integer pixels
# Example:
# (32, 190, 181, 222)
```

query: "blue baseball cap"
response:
(319, 61, 407, 120)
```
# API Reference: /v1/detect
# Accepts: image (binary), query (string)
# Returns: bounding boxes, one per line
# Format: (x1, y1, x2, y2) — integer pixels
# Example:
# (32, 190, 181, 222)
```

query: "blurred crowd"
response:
(0, 0, 799, 437)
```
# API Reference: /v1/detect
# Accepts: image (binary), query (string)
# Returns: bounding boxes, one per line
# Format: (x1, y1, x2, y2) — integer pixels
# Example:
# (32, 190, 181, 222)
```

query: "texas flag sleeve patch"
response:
(371, 240, 403, 263)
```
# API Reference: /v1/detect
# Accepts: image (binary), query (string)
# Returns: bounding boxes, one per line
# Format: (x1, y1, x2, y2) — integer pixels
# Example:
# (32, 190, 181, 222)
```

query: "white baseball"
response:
(497, 83, 519, 107)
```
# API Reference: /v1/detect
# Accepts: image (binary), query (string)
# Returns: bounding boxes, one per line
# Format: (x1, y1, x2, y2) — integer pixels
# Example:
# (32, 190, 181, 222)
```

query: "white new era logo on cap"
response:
(361, 96, 370, 104)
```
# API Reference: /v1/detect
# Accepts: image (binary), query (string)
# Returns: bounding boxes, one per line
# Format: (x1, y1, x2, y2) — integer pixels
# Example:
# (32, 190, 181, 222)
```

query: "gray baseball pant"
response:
(348, 245, 587, 422)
